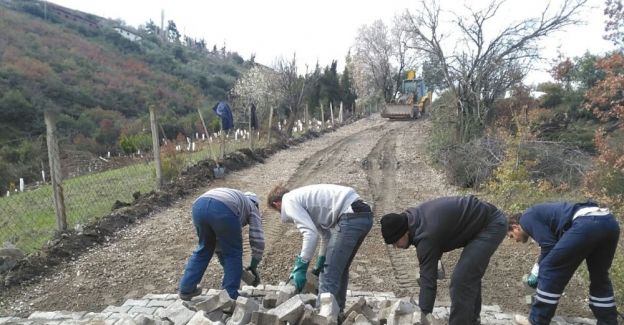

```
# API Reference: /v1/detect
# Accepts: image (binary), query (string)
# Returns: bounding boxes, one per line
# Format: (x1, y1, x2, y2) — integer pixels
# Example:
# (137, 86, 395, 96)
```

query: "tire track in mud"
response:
(363, 127, 421, 296)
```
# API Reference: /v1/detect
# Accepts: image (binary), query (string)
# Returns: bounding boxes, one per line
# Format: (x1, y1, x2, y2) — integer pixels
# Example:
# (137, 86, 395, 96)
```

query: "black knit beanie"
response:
(380, 213, 408, 244)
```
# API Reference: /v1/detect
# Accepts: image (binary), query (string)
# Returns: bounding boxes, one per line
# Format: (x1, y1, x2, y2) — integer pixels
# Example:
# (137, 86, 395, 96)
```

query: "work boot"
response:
(514, 314, 531, 325)
(178, 286, 202, 301)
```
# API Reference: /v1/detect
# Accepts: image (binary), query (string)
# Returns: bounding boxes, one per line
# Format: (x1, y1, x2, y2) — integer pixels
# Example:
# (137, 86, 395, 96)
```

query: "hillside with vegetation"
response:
(0, 0, 249, 192)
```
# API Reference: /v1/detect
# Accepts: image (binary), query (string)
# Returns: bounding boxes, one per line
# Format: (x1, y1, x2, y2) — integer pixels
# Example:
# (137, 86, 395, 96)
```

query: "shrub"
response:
(158, 143, 184, 183)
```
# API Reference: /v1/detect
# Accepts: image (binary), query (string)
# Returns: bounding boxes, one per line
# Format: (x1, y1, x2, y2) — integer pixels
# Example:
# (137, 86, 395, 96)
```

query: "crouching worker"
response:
(508, 201, 620, 325)
(267, 183, 373, 312)
(381, 195, 507, 325)
(178, 188, 265, 300)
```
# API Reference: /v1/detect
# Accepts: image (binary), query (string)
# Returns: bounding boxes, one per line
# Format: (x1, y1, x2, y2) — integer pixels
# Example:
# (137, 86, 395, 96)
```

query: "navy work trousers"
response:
(531, 214, 620, 325)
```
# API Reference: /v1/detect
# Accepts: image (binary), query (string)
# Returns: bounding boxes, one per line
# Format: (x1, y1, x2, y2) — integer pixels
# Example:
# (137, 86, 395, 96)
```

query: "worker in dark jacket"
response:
(380, 196, 507, 325)
(508, 201, 620, 325)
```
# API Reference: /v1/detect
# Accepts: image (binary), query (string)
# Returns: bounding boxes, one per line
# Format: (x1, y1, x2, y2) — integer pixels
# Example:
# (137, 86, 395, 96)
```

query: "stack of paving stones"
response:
(0, 273, 598, 325)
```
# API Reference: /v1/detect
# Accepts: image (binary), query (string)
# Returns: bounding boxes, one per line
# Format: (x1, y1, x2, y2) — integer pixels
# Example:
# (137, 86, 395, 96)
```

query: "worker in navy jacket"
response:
(508, 201, 620, 325)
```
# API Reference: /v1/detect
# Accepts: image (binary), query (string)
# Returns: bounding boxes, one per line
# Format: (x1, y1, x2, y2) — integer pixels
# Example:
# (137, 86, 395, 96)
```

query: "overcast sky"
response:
(49, 0, 615, 85)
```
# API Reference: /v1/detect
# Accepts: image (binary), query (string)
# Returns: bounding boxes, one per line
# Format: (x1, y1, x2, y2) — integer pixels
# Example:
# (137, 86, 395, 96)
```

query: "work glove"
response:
(246, 257, 261, 286)
(289, 256, 309, 292)
(311, 255, 326, 276)
(523, 263, 539, 289)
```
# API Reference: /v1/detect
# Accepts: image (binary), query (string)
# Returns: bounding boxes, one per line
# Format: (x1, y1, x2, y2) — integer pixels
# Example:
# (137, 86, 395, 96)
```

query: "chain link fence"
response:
(0, 109, 349, 254)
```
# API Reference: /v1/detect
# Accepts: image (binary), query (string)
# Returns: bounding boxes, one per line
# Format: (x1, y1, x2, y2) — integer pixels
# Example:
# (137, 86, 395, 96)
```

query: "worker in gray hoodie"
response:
(178, 188, 265, 300)
(267, 183, 373, 312)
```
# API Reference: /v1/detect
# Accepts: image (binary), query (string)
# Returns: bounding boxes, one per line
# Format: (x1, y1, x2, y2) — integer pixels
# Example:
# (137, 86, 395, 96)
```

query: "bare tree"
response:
(403, 0, 588, 142)
(391, 14, 419, 98)
(353, 20, 395, 102)
(273, 54, 307, 137)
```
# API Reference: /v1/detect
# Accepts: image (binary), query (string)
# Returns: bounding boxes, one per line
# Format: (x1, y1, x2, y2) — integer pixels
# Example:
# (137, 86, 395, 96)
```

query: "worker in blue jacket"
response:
(508, 201, 620, 325)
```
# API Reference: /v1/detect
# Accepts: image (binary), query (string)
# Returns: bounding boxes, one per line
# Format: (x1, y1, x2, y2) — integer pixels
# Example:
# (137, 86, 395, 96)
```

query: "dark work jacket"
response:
(519, 201, 598, 264)
(404, 195, 499, 313)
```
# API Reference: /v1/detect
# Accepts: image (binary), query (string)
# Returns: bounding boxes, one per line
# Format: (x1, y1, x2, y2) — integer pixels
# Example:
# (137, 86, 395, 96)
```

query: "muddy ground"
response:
(0, 115, 592, 318)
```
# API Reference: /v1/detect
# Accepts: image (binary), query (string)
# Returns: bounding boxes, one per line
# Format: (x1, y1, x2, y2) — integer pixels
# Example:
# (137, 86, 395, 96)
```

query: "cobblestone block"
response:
(226, 296, 259, 325)
(250, 311, 279, 325)
(147, 300, 175, 308)
(268, 294, 305, 323)
(481, 305, 502, 313)
(103, 306, 132, 314)
(187, 311, 223, 325)
(156, 300, 195, 325)
(142, 294, 175, 300)
(127, 306, 157, 315)
(28, 311, 60, 320)
(262, 291, 278, 309)
(318, 293, 339, 322)
(186, 290, 232, 313)
(122, 299, 150, 307)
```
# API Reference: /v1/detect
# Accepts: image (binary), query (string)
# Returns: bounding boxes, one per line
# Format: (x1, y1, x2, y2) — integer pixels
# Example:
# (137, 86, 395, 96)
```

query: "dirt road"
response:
(0, 115, 592, 318)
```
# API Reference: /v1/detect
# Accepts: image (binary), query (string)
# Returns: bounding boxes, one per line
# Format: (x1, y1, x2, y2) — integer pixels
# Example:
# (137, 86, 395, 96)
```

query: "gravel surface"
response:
(0, 115, 592, 319)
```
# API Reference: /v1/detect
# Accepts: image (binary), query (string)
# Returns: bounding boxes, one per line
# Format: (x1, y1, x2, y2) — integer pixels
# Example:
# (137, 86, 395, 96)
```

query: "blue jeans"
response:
(531, 215, 620, 325)
(179, 197, 243, 299)
(319, 211, 373, 310)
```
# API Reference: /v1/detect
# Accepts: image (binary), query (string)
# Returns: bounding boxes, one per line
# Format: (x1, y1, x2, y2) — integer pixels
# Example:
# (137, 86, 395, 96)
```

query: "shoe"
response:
(514, 314, 531, 325)
(179, 286, 202, 301)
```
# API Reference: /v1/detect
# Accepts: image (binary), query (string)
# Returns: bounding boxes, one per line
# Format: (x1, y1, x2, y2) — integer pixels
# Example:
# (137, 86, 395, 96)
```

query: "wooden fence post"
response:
(44, 110, 67, 231)
(305, 104, 309, 130)
(248, 105, 253, 149)
(267, 106, 274, 145)
(149, 105, 162, 191)
(339, 101, 344, 123)
(320, 103, 325, 130)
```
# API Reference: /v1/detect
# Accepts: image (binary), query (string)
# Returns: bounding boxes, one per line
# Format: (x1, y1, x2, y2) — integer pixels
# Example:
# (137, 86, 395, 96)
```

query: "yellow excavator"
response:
(381, 70, 432, 119)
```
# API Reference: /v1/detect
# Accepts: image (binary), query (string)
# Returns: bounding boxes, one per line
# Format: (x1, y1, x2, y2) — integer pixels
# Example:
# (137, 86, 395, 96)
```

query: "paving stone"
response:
(142, 294, 176, 300)
(276, 285, 297, 306)
(481, 305, 502, 313)
(186, 290, 233, 313)
(187, 311, 223, 325)
(147, 300, 175, 308)
(127, 306, 157, 315)
(566, 317, 596, 325)
(0, 317, 19, 324)
(268, 294, 305, 323)
(493, 312, 512, 320)
(83, 312, 112, 320)
(344, 297, 366, 316)
(318, 293, 339, 322)
(156, 300, 195, 325)
(262, 291, 278, 309)
(28, 311, 60, 320)
(250, 311, 279, 325)
(103, 306, 132, 314)
(122, 299, 150, 307)
(226, 296, 259, 325)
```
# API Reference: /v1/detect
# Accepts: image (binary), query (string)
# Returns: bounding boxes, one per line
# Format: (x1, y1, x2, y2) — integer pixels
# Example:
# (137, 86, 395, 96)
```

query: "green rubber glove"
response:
(311, 255, 326, 276)
(246, 257, 261, 286)
(289, 256, 309, 292)
(526, 274, 538, 288)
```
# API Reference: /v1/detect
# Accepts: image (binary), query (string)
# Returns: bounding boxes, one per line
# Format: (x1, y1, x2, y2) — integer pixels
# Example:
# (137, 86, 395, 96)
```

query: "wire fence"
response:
(0, 108, 357, 254)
